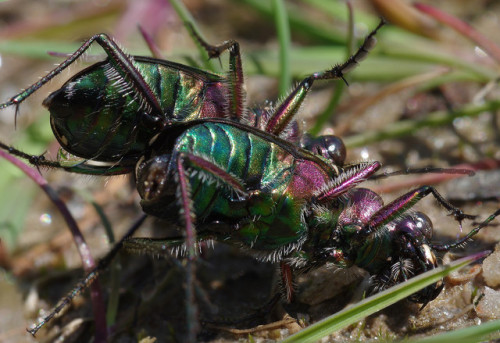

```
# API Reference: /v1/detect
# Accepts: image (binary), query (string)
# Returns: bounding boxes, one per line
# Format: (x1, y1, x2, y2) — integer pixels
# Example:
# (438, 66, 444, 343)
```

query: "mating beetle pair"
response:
(1, 15, 498, 340)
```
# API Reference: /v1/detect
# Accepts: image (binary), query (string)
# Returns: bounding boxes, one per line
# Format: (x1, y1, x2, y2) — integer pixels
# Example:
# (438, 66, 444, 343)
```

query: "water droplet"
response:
(360, 147, 370, 160)
(39, 213, 52, 225)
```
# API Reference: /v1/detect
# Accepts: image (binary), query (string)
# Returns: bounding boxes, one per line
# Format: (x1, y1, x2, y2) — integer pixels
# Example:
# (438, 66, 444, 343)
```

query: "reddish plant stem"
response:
(0, 150, 107, 342)
(414, 2, 500, 64)
(371, 158, 500, 194)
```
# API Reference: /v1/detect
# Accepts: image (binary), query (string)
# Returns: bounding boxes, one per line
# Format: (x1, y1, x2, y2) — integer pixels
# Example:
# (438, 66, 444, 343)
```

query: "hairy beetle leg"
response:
(265, 20, 385, 137)
(185, 23, 245, 121)
(0, 34, 163, 117)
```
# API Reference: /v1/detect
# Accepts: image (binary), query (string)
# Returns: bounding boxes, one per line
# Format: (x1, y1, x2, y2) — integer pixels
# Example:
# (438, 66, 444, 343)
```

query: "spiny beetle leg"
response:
(183, 153, 247, 195)
(27, 214, 147, 336)
(176, 153, 199, 342)
(122, 232, 216, 258)
(265, 20, 385, 136)
(431, 208, 500, 252)
(316, 161, 381, 203)
(0, 142, 134, 175)
(313, 20, 385, 83)
(265, 78, 312, 136)
(280, 262, 295, 302)
(174, 151, 252, 341)
(123, 237, 185, 257)
(0, 33, 163, 118)
(185, 23, 245, 121)
(368, 186, 476, 233)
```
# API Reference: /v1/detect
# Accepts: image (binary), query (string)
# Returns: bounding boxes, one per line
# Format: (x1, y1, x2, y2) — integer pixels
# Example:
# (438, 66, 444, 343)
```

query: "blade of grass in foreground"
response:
(272, 0, 291, 96)
(168, 0, 216, 72)
(405, 317, 500, 343)
(281, 251, 489, 343)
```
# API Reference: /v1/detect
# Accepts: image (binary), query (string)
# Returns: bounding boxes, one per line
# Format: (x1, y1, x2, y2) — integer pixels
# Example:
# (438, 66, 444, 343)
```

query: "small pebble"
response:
(482, 244, 500, 288)
(476, 287, 500, 320)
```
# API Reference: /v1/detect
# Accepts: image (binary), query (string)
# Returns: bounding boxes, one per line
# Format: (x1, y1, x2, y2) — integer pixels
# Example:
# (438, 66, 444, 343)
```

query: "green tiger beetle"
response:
(0, 18, 364, 174)
(1, 17, 499, 341)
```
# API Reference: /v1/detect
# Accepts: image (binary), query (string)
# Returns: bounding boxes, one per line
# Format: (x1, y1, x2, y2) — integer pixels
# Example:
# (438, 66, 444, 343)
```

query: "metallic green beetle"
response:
(2, 19, 497, 342)
(129, 117, 494, 307)
(0, 22, 383, 174)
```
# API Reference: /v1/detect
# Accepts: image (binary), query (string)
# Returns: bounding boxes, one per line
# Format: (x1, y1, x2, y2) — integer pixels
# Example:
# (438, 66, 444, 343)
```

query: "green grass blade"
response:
(309, 1, 353, 135)
(168, 0, 216, 72)
(281, 251, 489, 343)
(380, 42, 494, 81)
(0, 40, 82, 59)
(405, 318, 500, 343)
(300, 0, 376, 25)
(309, 83, 344, 136)
(272, 0, 291, 96)
(237, 0, 345, 44)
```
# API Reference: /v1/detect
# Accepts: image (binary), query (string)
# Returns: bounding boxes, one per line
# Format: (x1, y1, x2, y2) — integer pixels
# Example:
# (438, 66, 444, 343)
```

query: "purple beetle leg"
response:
(183, 153, 247, 194)
(368, 186, 475, 232)
(265, 20, 384, 137)
(176, 153, 199, 342)
(170, 152, 248, 341)
(315, 161, 381, 203)
(186, 24, 245, 121)
(0, 33, 163, 118)
(265, 78, 312, 136)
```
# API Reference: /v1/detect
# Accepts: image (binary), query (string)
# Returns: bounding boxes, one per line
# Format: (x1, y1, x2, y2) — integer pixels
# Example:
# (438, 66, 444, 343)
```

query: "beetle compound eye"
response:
(394, 212, 434, 244)
(414, 212, 434, 241)
(301, 134, 346, 166)
(318, 135, 346, 166)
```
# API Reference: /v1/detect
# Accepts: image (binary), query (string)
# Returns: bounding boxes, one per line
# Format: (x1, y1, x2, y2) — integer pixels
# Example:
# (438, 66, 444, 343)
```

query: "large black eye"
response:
(413, 212, 433, 241)
(394, 212, 434, 244)
(301, 134, 346, 166)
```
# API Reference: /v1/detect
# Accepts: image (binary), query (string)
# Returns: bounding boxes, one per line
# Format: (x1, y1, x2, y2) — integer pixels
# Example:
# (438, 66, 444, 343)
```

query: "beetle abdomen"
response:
(45, 57, 227, 162)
